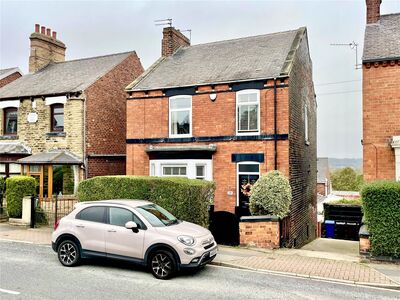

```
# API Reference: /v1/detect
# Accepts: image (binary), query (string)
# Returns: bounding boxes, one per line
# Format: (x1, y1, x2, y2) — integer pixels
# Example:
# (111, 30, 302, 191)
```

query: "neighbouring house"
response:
(363, 0, 400, 181)
(0, 24, 143, 198)
(317, 157, 331, 196)
(0, 68, 22, 89)
(125, 26, 317, 248)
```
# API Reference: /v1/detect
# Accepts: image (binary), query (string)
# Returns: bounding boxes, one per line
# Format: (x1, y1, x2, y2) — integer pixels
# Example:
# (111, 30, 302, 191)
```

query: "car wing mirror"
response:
(125, 221, 139, 233)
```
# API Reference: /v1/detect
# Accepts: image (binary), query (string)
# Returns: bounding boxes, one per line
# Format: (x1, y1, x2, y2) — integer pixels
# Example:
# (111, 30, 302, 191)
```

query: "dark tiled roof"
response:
(317, 157, 330, 184)
(363, 13, 400, 62)
(17, 150, 82, 165)
(0, 142, 31, 155)
(128, 28, 305, 91)
(0, 52, 135, 100)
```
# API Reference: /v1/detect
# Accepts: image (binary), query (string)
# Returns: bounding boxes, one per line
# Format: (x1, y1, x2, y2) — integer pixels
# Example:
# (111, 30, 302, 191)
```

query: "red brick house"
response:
(363, 1, 400, 181)
(0, 24, 143, 197)
(125, 26, 317, 247)
(0, 68, 22, 88)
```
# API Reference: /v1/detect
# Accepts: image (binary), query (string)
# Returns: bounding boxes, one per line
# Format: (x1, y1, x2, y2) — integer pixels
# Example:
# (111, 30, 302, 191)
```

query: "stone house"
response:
(125, 26, 317, 248)
(363, 1, 400, 181)
(0, 24, 143, 198)
(0, 68, 22, 89)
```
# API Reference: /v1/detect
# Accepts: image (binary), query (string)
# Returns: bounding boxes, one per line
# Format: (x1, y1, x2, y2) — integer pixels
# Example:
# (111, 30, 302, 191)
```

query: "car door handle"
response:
(107, 229, 116, 233)
(76, 225, 85, 228)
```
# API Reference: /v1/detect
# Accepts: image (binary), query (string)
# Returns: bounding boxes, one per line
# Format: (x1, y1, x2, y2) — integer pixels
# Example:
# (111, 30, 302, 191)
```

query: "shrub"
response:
(331, 198, 362, 206)
(361, 181, 400, 257)
(77, 176, 215, 227)
(6, 176, 36, 218)
(249, 171, 292, 218)
(331, 167, 363, 191)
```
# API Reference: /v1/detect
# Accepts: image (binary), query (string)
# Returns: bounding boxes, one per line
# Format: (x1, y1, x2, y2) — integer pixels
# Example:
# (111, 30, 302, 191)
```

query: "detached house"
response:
(363, 1, 400, 181)
(125, 26, 317, 247)
(0, 24, 143, 198)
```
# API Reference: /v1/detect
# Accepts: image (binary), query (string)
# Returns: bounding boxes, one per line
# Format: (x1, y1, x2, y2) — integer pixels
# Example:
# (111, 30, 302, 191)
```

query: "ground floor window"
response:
(237, 162, 260, 216)
(0, 163, 21, 178)
(150, 159, 212, 181)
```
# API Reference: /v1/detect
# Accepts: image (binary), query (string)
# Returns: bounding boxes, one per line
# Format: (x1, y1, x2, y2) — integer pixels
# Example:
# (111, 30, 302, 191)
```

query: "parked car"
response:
(51, 200, 217, 279)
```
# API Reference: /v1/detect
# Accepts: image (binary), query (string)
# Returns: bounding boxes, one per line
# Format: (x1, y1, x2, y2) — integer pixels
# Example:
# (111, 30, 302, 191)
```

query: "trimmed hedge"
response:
(77, 176, 215, 227)
(6, 176, 36, 218)
(361, 181, 400, 257)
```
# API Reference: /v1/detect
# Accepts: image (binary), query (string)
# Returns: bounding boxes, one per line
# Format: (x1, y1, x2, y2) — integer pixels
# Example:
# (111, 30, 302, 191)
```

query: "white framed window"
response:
(195, 164, 206, 180)
(304, 104, 309, 143)
(169, 95, 192, 138)
(237, 162, 260, 207)
(162, 165, 187, 176)
(236, 89, 260, 135)
(150, 159, 212, 181)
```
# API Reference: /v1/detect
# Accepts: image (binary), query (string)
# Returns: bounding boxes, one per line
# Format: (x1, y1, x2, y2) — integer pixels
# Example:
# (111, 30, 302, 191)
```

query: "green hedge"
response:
(361, 181, 400, 257)
(6, 176, 36, 218)
(77, 176, 215, 227)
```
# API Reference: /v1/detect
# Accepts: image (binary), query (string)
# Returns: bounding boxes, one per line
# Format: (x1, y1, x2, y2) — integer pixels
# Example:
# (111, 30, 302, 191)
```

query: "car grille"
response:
(204, 242, 215, 250)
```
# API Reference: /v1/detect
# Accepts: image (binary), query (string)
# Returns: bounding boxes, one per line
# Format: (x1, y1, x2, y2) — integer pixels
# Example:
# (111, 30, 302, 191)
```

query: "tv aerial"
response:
(331, 41, 361, 70)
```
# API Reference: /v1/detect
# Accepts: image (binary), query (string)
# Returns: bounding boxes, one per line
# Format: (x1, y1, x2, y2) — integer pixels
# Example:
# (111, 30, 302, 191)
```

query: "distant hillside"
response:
(328, 158, 362, 171)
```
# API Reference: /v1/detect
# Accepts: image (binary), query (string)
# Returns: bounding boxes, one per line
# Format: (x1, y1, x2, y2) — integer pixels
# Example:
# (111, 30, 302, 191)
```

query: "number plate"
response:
(210, 248, 217, 257)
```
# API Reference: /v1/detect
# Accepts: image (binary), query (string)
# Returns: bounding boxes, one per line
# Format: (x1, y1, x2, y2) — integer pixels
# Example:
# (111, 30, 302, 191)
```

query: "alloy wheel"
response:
(151, 253, 173, 278)
(58, 241, 79, 266)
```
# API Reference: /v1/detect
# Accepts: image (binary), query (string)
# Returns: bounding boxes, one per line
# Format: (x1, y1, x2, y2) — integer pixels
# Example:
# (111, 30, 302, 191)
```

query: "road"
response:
(0, 241, 399, 300)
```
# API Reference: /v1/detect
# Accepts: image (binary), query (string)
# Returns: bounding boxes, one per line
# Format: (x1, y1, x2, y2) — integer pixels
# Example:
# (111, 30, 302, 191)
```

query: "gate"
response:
(280, 216, 291, 247)
(39, 196, 78, 226)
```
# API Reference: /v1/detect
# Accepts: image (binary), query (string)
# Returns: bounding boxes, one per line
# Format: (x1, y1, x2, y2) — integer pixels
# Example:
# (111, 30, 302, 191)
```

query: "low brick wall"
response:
(359, 224, 371, 256)
(239, 215, 280, 249)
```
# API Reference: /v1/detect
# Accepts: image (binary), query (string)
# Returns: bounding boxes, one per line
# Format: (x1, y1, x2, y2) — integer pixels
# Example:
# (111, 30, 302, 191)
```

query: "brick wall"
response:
(127, 82, 290, 213)
(87, 156, 126, 178)
(362, 62, 400, 182)
(162, 27, 190, 57)
(85, 52, 143, 177)
(239, 219, 280, 249)
(287, 32, 317, 247)
(0, 72, 21, 88)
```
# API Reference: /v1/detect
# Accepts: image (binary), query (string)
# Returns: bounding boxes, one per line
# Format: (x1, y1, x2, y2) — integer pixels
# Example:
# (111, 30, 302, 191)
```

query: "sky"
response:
(1, 0, 400, 159)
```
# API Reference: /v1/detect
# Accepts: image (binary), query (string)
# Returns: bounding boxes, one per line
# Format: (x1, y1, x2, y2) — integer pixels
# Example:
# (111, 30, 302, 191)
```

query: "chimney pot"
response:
(52, 31, 57, 39)
(41, 26, 46, 34)
(46, 28, 51, 36)
(35, 24, 40, 33)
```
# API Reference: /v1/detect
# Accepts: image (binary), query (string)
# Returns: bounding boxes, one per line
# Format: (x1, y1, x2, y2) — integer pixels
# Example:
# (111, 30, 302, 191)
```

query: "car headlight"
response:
(178, 235, 196, 246)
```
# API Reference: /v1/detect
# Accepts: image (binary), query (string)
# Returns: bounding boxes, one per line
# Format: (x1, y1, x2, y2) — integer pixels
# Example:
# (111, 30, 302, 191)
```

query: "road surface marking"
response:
(0, 288, 20, 295)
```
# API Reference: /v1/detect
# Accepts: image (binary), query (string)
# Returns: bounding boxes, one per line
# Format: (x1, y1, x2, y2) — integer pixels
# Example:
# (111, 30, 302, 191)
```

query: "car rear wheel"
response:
(150, 250, 176, 279)
(57, 240, 80, 267)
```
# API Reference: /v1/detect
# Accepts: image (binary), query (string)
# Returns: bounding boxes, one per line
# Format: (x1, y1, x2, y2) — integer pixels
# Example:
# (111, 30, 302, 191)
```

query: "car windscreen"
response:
(136, 204, 178, 227)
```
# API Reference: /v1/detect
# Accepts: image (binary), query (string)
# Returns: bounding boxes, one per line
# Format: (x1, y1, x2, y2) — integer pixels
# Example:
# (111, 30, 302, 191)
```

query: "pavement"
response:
(1, 223, 399, 289)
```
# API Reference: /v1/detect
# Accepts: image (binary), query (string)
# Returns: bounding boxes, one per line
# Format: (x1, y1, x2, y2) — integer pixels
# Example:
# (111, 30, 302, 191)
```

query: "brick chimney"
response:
(366, 0, 382, 24)
(161, 27, 190, 57)
(29, 24, 66, 73)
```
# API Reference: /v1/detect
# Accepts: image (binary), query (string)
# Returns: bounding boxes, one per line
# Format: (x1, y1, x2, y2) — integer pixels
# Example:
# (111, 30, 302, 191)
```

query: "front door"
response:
(105, 207, 145, 259)
(237, 162, 260, 217)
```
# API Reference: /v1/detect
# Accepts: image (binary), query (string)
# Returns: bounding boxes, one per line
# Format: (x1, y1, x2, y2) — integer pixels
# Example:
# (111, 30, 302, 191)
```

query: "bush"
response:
(361, 181, 400, 257)
(331, 198, 362, 206)
(249, 171, 292, 218)
(77, 176, 215, 227)
(6, 176, 36, 218)
(331, 167, 363, 191)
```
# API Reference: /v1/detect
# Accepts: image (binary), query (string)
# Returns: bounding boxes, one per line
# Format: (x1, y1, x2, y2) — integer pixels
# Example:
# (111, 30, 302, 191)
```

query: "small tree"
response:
(249, 171, 292, 218)
(331, 167, 363, 191)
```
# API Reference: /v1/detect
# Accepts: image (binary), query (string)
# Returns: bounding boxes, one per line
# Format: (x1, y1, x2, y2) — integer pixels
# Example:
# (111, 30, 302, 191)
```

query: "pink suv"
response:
(51, 200, 217, 279)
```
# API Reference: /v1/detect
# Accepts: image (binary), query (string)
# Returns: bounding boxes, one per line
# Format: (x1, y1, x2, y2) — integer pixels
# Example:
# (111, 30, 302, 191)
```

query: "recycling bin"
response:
(325, 220, 335, 238)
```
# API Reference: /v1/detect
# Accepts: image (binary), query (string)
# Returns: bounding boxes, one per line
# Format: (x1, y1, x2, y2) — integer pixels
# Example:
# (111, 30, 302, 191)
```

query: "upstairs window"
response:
(236, 90, 260, 135)
(304, 104, 309, 144)
(169, 96, 192, 137)
(51, 104, 64, 132)
(4, 108, 18, 135)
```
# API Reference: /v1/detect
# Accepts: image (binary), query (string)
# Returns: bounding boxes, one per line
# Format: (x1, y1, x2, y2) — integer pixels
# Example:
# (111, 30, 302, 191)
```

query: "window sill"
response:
(236, 132, 260, 136)
(46, 132, 66, 137)
(0, 135, 18, 140)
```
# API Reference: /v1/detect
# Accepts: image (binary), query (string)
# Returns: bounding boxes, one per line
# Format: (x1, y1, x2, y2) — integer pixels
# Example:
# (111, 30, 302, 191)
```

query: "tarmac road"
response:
(0, 241, 399, 300)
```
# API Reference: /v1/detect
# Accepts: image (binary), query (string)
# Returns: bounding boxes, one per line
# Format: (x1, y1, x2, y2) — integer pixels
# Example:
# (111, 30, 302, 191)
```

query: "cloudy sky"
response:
(1, 0, 400, 159)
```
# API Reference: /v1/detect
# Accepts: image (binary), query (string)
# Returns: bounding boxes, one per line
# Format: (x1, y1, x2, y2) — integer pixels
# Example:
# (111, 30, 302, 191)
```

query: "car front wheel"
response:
(57, 240, 80, 267)
(149, 250, 176, 279)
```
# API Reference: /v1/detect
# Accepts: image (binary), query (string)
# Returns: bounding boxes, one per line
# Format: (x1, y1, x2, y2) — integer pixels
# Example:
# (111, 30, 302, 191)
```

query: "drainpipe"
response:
(274, 78, 278, 170)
